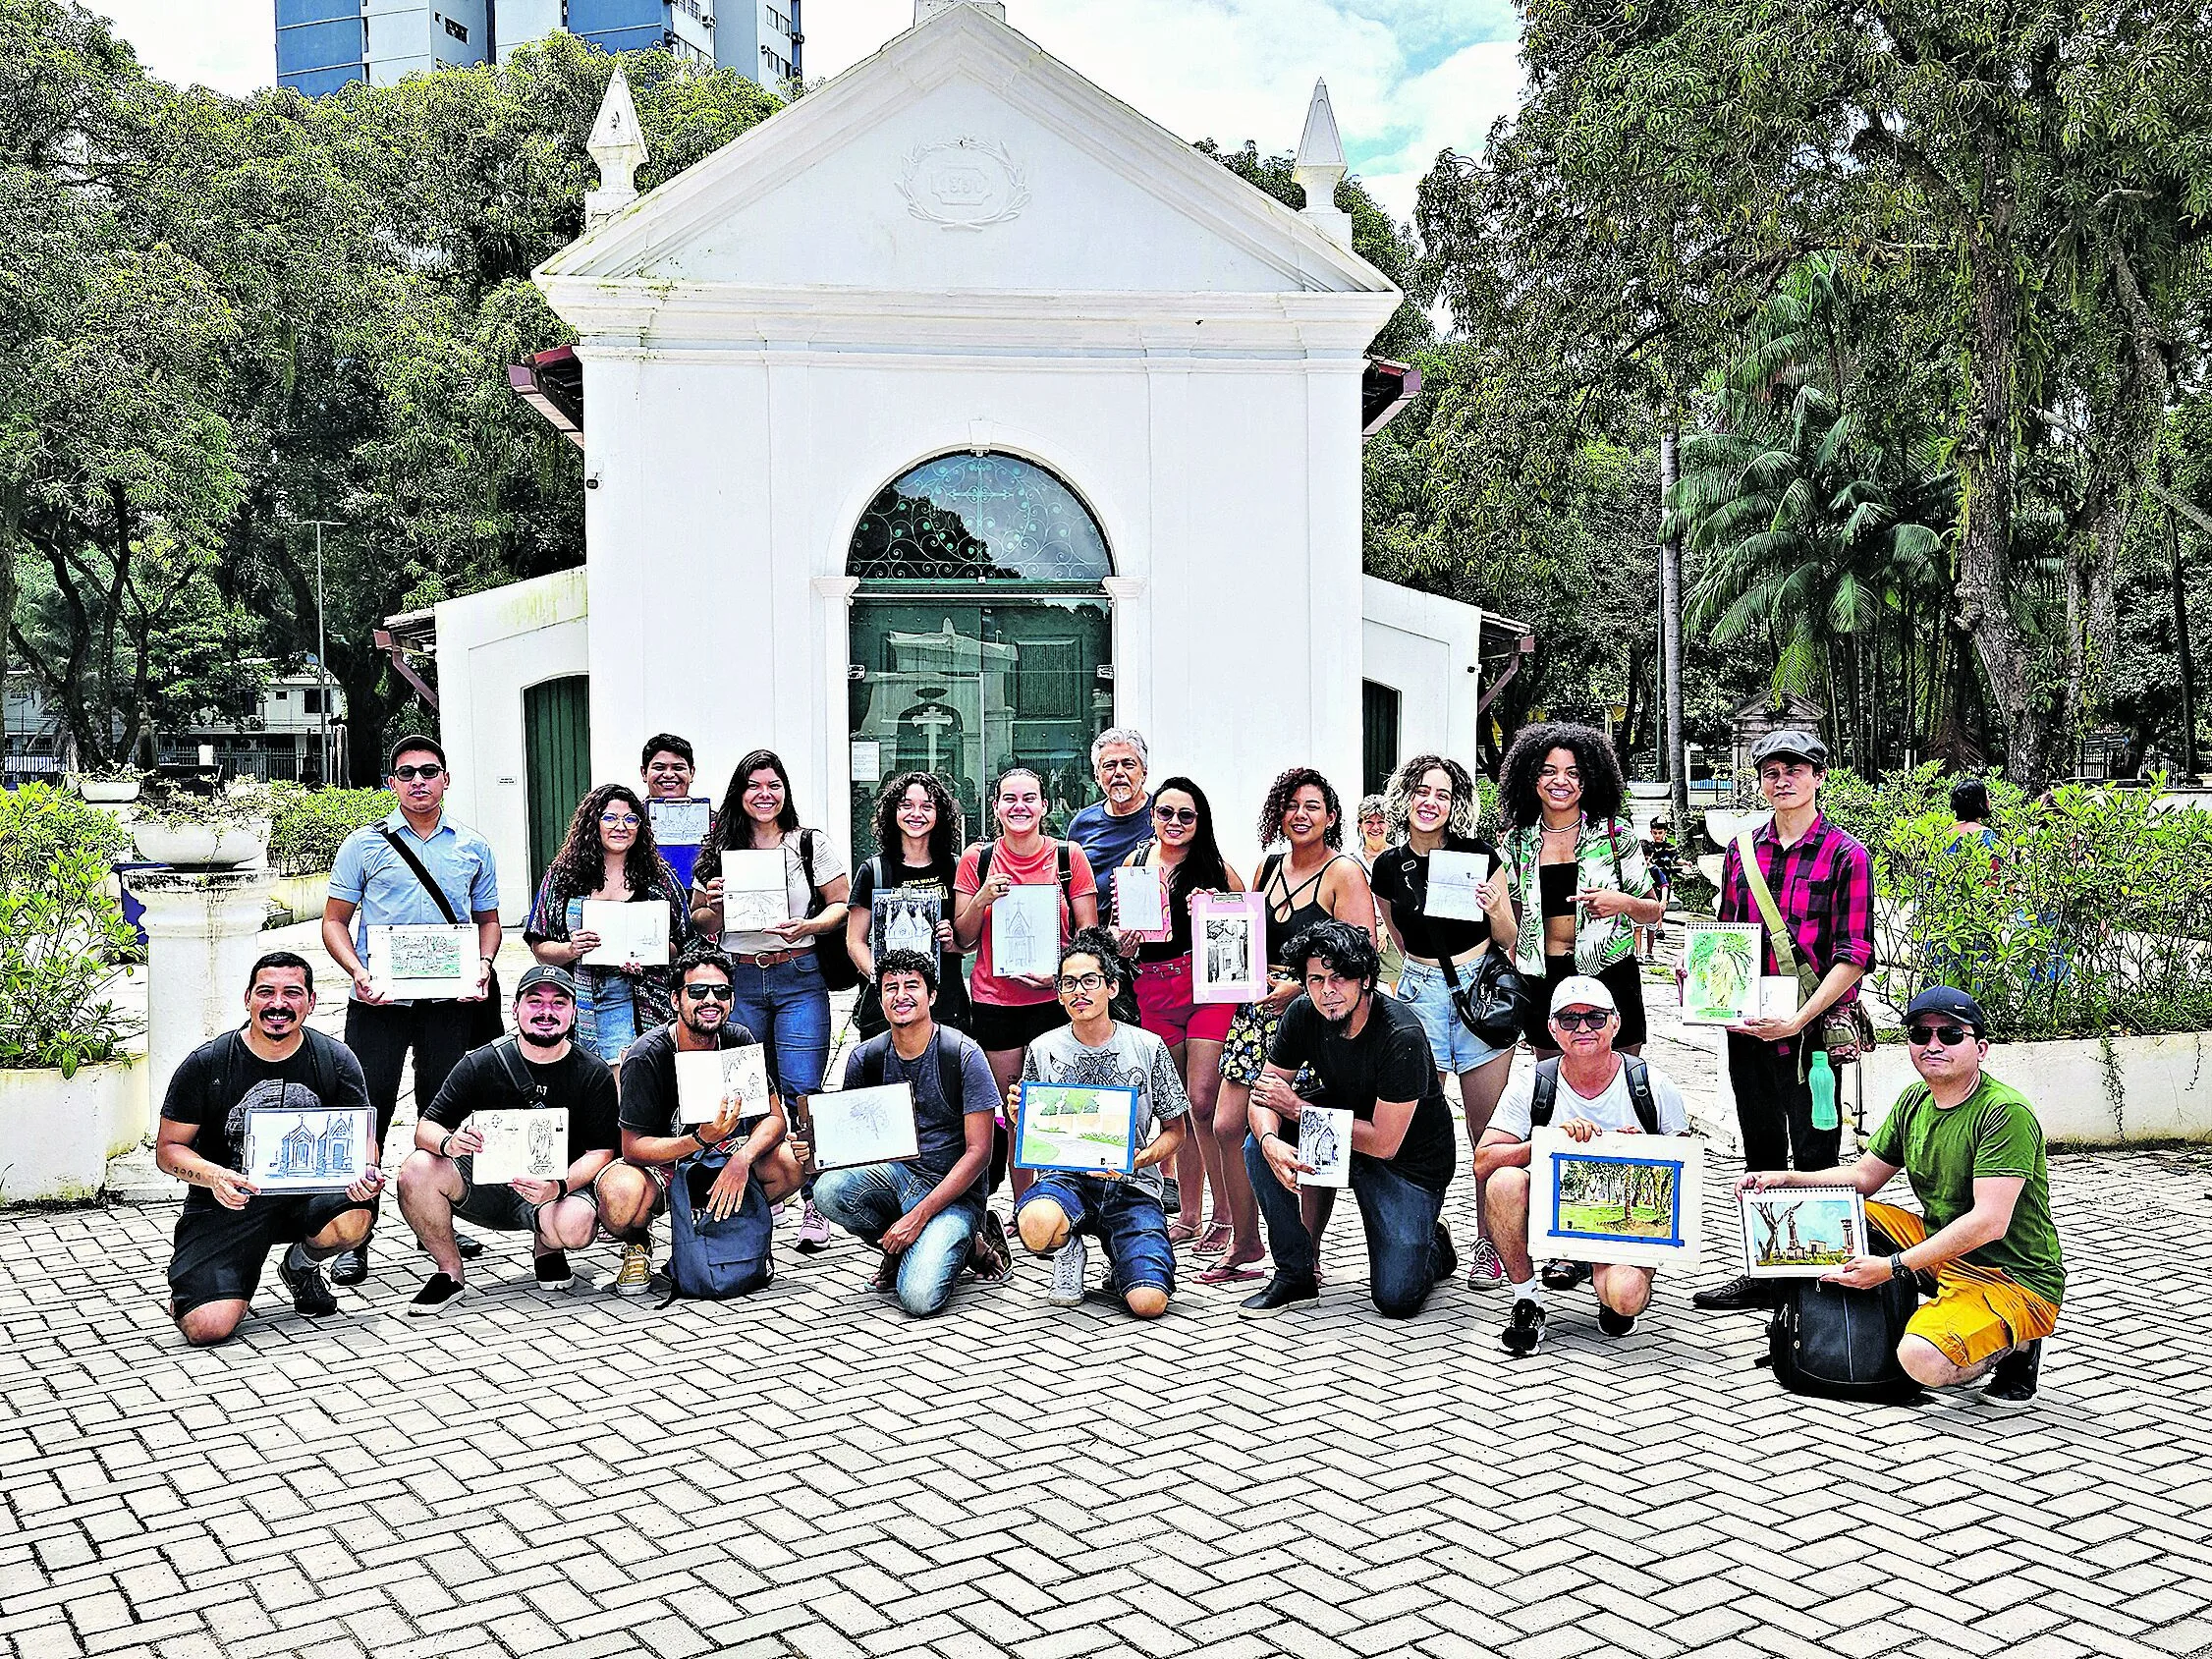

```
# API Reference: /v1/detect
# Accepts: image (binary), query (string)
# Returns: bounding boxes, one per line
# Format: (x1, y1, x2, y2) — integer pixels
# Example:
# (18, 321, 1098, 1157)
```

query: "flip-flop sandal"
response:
(1190, 1224, 1235, 1257)
(1195, 1260, 1266, 1286)
(1166, 1220, 1201, 1244)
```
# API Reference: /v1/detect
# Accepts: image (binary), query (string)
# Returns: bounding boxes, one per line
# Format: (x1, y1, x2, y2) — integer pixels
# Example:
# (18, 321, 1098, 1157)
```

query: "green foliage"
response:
(0, 839, 141, 1075)
(269, 785, 392, 876)
(0, 783, 131, 893)
(132, 776, 275, 831)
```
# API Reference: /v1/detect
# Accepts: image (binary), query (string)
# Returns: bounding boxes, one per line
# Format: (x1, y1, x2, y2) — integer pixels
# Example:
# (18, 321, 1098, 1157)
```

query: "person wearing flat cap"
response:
(1695, 729, 1876, 1312)
(1737, 987, 2064, 1408)
(397, 964, 623, 1315)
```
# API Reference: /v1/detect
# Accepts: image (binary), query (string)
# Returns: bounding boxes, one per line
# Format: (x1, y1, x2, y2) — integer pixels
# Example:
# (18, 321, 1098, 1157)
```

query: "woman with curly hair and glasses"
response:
(524, 783, 694, 1064)
(1496, 723, 1662, 1056)
(1198, 765, 1374, 1287)
(845, 771, 970, 1040)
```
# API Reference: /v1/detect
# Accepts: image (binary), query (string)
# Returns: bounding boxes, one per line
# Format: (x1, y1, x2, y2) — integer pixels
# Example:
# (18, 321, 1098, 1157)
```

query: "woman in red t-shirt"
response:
(954, 767, 1100, 1200)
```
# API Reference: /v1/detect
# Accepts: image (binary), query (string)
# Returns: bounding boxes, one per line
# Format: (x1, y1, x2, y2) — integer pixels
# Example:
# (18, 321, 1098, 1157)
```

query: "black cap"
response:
(514, 964, 579, 1002)
(1905, 985, 1987, 1035)
(1749, 728, 1828, 769)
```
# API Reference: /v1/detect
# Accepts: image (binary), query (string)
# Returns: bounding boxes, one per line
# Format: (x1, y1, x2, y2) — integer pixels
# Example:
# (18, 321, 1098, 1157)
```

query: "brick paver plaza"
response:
(4, 945, 2209, 1659)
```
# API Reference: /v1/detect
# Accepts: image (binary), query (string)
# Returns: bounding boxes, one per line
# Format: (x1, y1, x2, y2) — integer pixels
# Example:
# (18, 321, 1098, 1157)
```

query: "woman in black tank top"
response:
(1199, 767, 1375, 1286)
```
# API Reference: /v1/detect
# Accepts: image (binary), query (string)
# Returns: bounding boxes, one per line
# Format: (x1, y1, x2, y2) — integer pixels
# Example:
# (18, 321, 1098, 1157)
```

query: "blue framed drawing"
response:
(1013, 1082, 1138, 1176)
(1528, 1127, 1704, 1269)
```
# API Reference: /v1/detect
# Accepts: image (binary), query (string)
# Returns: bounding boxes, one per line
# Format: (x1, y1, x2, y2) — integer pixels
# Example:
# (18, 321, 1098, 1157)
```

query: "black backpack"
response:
(849, 1026, 969, 1103)
(1527, 1056, 1661, 1134)
(1760, 1219, 1924, 1403)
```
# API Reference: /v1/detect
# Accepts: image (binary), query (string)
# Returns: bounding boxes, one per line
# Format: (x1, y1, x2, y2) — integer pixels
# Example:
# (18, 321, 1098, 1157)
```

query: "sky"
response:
(83, 0, 1522, 221)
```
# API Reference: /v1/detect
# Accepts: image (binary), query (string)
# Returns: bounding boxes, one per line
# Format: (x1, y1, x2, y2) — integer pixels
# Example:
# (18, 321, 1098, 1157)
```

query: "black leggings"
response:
(344, 998, 486, 1140)
(1521, 952, 1648, 1052)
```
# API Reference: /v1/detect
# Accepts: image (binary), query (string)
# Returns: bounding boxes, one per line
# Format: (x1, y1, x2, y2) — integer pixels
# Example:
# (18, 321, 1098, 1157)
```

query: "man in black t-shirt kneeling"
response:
(399, 966, 622, 1314)
(1242, 920, 1460, 1318)
(157, 952, 386, 1346)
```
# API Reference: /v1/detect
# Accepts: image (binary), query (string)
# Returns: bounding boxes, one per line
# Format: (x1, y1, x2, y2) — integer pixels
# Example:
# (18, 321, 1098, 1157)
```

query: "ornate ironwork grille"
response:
(847, 453, 1112, 581)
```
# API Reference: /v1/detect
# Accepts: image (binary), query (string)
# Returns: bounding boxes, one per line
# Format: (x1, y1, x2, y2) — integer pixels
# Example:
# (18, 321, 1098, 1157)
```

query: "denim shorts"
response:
(1394, 960, 1516, 1076)
(1018, 1172, 1175, 1293)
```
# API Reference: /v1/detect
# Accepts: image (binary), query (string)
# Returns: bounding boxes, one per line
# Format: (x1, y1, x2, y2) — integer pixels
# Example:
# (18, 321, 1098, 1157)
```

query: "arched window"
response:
(847, 452, 1112, 582)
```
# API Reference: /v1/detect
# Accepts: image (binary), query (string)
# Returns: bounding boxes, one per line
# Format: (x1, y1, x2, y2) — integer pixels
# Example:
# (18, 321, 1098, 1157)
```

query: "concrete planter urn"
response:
(133, 819, 269, 869)
(0, 1057, 148, 1204)
(74, 776, 142, 804)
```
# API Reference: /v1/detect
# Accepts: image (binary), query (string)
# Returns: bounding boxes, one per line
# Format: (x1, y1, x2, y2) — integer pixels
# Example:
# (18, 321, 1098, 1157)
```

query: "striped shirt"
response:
(1717, 811, 1875, 1006)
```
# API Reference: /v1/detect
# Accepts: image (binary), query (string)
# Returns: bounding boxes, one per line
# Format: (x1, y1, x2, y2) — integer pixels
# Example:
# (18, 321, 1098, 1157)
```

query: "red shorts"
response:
(1135, 957, 1234, 1047)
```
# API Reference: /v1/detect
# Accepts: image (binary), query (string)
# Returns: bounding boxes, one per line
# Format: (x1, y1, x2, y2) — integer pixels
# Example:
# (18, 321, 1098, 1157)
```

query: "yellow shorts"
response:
(1867, 1201, 2061, 1368)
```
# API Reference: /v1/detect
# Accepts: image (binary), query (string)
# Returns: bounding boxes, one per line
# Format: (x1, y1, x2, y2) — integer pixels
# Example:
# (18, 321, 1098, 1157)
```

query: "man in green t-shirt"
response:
(1738, 986, 2063, 1407)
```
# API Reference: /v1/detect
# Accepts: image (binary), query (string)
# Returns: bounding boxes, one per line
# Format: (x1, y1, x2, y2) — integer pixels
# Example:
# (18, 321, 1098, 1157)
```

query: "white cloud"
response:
(86, 0, 269, 96)
(1350, 36, 1524, 224)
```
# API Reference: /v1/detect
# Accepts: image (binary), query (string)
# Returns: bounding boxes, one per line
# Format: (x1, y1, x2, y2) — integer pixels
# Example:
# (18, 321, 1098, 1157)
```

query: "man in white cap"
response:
(1475, 975, 1691, 1354)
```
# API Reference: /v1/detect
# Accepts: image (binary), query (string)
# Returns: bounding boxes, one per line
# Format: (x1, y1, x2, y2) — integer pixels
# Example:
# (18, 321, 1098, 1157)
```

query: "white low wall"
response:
(1862, 1033, 2212, 1146)
(0, 1058, 149, 1204)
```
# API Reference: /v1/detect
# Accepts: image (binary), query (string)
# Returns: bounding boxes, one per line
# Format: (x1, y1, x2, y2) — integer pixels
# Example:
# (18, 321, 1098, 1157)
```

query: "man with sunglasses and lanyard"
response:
(322, 735, 501, 1285)
(1738, 987, 2063, 1407)
(599, 944, 803, 1294)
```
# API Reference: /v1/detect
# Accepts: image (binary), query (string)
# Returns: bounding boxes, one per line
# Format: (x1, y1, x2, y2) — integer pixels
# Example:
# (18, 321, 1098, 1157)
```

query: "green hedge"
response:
(0, 789, 140, 1074)
(0, 784, 132, 891)
(268, 785, 392, 876)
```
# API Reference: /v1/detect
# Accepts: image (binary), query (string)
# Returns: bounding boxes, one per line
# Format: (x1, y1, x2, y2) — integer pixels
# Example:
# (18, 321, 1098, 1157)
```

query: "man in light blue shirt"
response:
(320, 734, 501, 1284)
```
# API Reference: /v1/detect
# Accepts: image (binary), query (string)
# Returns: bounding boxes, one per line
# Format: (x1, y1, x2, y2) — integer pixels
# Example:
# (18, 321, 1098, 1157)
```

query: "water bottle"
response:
(1808, 1049, 1838, 1133)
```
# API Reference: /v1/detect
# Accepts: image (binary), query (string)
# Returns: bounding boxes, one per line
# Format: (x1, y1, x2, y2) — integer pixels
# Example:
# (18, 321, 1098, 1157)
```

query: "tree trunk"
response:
(2174, 487, 2199, 778)
(1660, 419, 1687, 825)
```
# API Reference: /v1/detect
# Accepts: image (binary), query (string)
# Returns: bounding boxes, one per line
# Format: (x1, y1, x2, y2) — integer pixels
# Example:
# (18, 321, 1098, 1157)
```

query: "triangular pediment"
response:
(537, 4, 1398, 305)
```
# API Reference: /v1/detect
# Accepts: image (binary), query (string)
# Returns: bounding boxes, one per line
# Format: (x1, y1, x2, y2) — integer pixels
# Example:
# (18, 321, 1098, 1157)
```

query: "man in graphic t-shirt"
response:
(1241, 919, 1460, 1319)
(156, 952, 384, 1346)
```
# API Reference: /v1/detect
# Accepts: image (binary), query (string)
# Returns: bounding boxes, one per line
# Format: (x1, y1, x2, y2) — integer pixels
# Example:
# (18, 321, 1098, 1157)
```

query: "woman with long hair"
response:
(691, 748, 851, 1249)
(845, 770, 970, 1039)
(1369, 753, 1519, 1290)
(1110, 777, 1245, 1245)
(1199, 765, 1375, 1287)
(525, 783, 693, 1064)
(1496, 722, 1661, 1056)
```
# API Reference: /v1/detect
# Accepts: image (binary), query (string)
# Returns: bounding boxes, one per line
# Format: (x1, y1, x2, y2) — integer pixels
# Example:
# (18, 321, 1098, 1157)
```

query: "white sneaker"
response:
(1044, 1235, 1088, 1306)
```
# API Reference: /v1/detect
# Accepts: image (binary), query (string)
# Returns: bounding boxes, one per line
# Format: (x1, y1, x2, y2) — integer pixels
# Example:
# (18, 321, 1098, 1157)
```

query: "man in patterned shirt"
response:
(1696, 729, 1875, 1311)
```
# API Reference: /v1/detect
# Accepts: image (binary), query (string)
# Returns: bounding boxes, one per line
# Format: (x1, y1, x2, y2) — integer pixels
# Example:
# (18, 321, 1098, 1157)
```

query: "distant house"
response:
(1728, 691, 1827, 779)
(3, 667, 349, 785)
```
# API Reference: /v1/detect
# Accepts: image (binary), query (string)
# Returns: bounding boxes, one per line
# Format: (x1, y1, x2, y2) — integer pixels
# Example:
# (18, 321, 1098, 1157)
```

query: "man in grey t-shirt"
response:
(1011, 930, 1189, 1317)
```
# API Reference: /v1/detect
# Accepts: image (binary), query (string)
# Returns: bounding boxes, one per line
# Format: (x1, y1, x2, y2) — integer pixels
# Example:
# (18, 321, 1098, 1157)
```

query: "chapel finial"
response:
(585, 66, 649, 232)
(1293, 79, 1353, 249)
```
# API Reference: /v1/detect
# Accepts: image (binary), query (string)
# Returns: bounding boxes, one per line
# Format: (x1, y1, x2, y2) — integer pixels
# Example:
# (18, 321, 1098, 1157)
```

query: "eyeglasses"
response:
(1153, 806, 1197, 825)
(392, 763, 444, 782)
(1553, 1009, 1612, 1031)
(1056, 972, 1109, 993)
(681, 983, 735, 1002)
(599, 813, 640, 829)
(1907, 1022, 1972, 1047)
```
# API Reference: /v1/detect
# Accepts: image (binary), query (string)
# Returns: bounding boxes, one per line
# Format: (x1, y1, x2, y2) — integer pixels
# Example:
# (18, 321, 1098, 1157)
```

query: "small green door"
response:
(525, 676, 591, 893)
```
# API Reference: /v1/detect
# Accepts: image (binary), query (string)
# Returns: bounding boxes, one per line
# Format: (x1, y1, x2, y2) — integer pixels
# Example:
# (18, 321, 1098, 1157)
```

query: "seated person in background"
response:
(157, 952, 384, 1346)
(1477, 976, 1690, 1355)
(1011, 930, 1190, 1318)
(600, 944, 803, 1294)
(398, 966, 621, 1315)
(1739, 986, 2063, 1408)
(812, 951, 999, 1316)
(1241, 920, 1459, 1319)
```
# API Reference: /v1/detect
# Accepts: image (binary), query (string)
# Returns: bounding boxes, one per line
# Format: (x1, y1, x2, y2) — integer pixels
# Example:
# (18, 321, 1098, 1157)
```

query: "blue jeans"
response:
(1017, 1173, 1176, 1295)
(1394, 961, 1515, 1076)
(812, 1161, 981, 1318)
(730, 955, 831, 1097)
(1243, 1133, 1449, 1318)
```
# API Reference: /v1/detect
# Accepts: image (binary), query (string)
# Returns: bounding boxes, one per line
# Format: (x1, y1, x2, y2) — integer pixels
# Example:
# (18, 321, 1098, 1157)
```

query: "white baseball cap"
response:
(1550, 975, 1618, 1016)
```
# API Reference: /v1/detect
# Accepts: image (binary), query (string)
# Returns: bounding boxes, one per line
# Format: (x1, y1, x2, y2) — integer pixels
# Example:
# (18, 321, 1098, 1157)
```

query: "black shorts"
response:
(168, 1191, 381, 1317)
(449, 1157, 600, 1235)
(1521, 952, 1649, 1052)
(968, 997, 1069, 1054)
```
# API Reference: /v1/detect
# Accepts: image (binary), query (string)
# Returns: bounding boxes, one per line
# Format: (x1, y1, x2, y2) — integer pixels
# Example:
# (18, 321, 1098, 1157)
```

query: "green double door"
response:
(525, 675, 591, 894)
(848, 593, 1113, 859)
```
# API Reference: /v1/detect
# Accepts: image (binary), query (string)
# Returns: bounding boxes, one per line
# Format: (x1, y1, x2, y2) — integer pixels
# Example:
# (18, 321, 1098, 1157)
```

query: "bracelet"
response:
(552, 1178, 569, 1200)
(438, 1134, 455, 1158)
(1889, 1251, 1908, 1281)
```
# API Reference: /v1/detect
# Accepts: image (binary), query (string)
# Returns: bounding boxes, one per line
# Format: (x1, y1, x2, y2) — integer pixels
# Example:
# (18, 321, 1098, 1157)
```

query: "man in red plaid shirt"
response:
(1695, 729, 1874, 1312)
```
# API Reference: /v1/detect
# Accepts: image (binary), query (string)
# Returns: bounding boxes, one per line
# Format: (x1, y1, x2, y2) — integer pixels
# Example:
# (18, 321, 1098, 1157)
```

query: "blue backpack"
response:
(663, 1149, 775, 1300)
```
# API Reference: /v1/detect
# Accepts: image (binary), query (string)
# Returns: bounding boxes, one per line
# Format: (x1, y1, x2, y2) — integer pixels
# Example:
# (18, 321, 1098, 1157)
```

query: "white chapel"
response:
(422, 0, 1512, 911)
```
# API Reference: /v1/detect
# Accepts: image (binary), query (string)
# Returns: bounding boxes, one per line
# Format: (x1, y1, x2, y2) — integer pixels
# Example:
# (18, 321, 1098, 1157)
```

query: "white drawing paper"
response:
(647, 799, 712, 846)
(1527, 1127, 1704, 1270)
(1297, 1106, 1354, 1189)
(1192, 891, 1266, 1004)
(579, 900, 670, 968)
(1758, 976, 1803, 1019)
(367, 923, 476, 1000)
(850, 739, 882, 783)
(991, 882, 1061, 981)
(245, 1106, 373, 1193)
(470, 1108, 569, 1185)
(1423, 850, 1494, 922)
(1113, 865, 1169, 940)
(718, 849, 792, 936)
(675, 1044, 773, 1126)
(810, 1083, 920, 1171)
(1739, 1185, 1868, 1278)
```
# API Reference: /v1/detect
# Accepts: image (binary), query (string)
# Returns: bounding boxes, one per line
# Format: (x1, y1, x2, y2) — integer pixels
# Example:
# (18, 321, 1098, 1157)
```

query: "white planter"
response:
(75, 777, 142, 803)
(133, 820, 268, 868)
(1860, 1033, 2212, 1146)
(0, 1057, 148, 1204)
(213, 820, 271, 867)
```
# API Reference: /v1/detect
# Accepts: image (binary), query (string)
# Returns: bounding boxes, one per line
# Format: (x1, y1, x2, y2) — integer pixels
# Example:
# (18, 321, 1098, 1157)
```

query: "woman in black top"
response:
(1368, 754, 1520, 1290)
(845, 771, 970, 1038)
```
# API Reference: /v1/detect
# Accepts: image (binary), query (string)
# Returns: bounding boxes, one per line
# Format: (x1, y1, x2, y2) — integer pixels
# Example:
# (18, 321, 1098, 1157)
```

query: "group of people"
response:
(153, 721, 2064, 1408)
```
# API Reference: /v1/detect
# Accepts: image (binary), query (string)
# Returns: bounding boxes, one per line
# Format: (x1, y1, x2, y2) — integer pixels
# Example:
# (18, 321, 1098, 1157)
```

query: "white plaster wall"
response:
(1359, 577, 1487, 772)
(434, 570, 589, 923)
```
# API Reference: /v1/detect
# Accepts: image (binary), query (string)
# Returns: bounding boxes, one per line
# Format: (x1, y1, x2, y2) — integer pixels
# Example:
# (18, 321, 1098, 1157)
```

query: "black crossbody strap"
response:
(378, 826, 464, 925)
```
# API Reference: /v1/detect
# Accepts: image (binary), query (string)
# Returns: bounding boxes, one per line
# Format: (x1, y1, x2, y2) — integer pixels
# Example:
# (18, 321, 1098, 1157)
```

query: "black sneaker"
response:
(1501, 1297, 1547, 1355)
(1238, 1273, 1320, 1317)
(534, 1251, 574, 1294)
(406, 1273, 468, 1318)
(455, 1233, 486, 1260)
(1430, 1221, 1459, 1285)
(1597, 1306, 1638, 1338)
(1541, 1258, 1589, 1293)
(1984, 1340, 2042, 1409)
(1690, 1273, 1769, 1311)
(278, 1247, 337, 1318)
(328, 1244, 368, 1287)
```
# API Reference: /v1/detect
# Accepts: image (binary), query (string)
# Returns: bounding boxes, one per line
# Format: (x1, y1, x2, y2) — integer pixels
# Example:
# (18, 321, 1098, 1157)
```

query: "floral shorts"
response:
(1219, 1002, 1283, 1086)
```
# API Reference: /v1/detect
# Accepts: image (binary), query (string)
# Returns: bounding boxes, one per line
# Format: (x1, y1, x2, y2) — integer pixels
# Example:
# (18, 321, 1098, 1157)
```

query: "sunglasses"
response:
(1153, 805, 1198, 825)
(681, 983, 735, 1002)
(1056, 972, 1109, 993)
(1907, 1022, 1973, 1047)
(1553, 1009, 1612, 1031)
(392, 763, 445, 782)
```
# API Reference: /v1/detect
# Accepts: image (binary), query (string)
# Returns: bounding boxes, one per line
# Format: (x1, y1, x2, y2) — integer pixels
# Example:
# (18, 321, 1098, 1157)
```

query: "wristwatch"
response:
(1889, 1251, 1908, 1282)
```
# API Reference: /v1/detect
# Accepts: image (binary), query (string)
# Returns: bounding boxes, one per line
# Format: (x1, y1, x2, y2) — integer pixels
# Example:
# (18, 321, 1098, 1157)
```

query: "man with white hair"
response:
(1067, 727, 1154, 892)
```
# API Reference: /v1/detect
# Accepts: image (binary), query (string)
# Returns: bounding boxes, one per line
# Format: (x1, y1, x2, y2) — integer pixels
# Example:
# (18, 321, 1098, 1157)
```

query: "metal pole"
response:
(316, 522, 330, 787)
